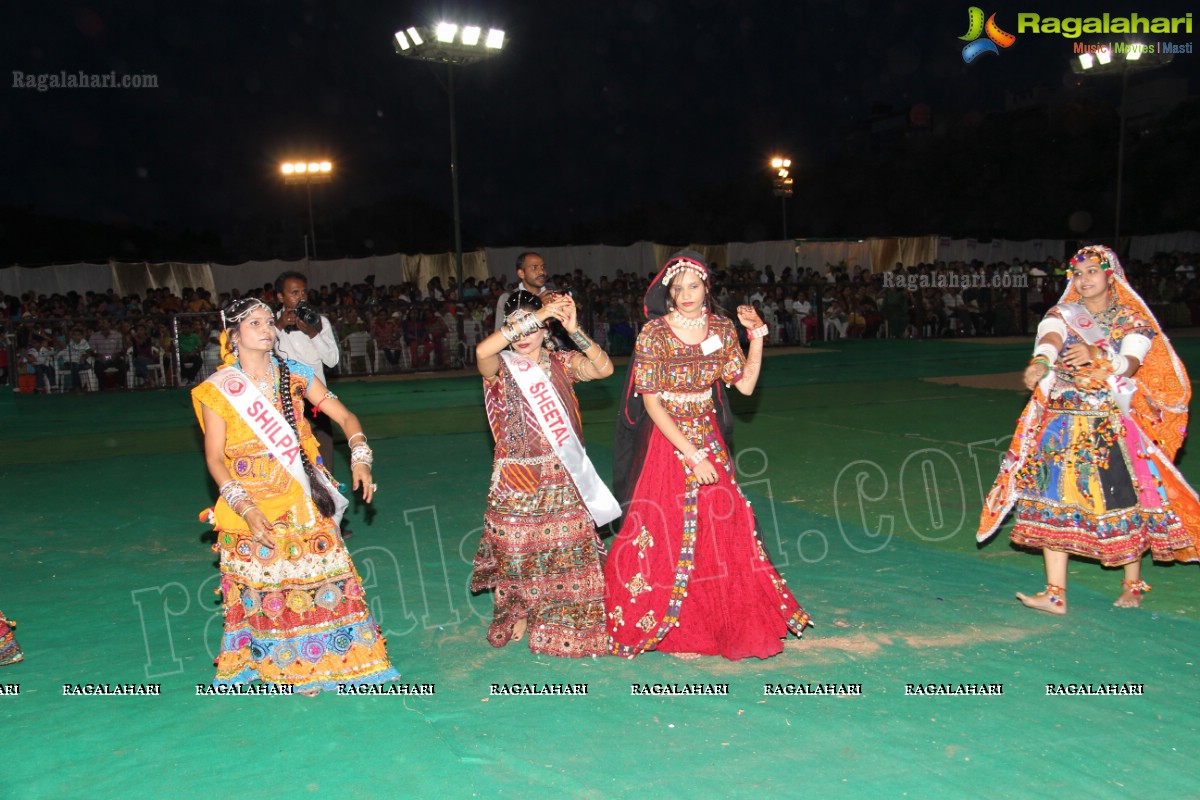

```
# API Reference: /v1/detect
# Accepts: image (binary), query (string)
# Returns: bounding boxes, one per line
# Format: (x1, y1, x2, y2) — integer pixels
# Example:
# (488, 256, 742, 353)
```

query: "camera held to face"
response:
(293, 301, 321, 328)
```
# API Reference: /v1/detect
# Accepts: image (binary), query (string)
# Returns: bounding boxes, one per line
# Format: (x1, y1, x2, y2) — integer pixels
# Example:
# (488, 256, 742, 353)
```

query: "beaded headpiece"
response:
(660, 256, 708, 286)
(219, 298, 274, 367)
(1065, 245, 1119, 281)
(505, 308, 535, 325)
(224, 298, 273, 325)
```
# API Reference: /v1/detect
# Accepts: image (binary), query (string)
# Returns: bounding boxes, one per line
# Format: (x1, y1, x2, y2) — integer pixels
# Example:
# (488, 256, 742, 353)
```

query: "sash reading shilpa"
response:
(206, 367, 349, 525)
(501, 351, 622, 527)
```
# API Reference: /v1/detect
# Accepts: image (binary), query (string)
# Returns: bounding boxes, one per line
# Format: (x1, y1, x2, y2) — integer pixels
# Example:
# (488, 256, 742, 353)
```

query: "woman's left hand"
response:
(352, 463, 375, 503)
(557, 294, 579, 333)
(737, 305, 763, 330)
(1061, 342, 1094, 369)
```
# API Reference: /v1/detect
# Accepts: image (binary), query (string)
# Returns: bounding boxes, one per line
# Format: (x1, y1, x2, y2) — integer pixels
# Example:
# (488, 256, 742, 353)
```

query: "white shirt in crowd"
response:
(275, 312, 340, 386)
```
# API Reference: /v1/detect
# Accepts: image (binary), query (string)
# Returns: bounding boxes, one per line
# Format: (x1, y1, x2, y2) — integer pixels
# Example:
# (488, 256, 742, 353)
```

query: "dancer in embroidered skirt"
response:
(0, 611, 22, 665)
(471, 290, 618, 656)
(192, 298, 399, 692)
(980, 245, 1200, 613)
(606, 252, 811, 660)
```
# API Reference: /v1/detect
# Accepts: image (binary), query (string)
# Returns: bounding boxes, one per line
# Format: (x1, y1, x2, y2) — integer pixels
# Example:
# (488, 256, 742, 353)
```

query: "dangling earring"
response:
(232, 340, 239, 359)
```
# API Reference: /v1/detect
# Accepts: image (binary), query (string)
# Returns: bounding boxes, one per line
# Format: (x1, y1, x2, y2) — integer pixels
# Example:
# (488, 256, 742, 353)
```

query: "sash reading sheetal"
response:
(501, 351, 622, 527)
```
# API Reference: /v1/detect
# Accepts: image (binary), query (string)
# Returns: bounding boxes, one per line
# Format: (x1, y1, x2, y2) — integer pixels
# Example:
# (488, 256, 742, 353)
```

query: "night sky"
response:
(2, 0, 1197, 255)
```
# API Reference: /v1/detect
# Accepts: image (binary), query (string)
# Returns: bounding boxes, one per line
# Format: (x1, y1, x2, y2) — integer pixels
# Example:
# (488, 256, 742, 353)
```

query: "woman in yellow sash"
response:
(980, 245, 1200, 613)
(192, 298, 398, 692)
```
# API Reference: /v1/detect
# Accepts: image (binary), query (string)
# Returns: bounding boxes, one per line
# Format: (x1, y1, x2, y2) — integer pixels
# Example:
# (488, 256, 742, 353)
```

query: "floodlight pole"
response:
(448, 63, 463, 307)
(1072, 49, 1173, 244)
(306, 181, 318, 260)
(1114, 67, 1129, 243)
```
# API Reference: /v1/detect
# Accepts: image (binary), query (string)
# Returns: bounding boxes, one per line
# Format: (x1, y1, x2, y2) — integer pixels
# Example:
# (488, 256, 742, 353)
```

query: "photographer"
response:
(274, 270, 340, 459)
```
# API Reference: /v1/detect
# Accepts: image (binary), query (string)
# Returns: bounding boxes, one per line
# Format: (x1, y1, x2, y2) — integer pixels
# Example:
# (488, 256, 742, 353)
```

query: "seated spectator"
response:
(62, 326, 94, 391)
(130, 323, 161, 387)
(89, 318, 127, 389)
(25, 334, 56, 392)
(177, 320, 204, 384)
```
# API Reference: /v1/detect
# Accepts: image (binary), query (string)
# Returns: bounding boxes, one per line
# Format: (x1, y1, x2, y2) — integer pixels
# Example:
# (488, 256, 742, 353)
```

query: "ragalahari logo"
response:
(960, 7, 1016, 62)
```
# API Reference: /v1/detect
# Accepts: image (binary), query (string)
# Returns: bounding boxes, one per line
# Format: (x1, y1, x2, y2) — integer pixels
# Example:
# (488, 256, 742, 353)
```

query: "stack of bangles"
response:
(501, 314, 544, 343)
(1030, 342, 1057, 371)
(348, 433, 374, 467)
(748, 324, 769, 340)
(569, 330, 610, 372)
(220, 479, 256, 518)
(686, 448, 709, 466)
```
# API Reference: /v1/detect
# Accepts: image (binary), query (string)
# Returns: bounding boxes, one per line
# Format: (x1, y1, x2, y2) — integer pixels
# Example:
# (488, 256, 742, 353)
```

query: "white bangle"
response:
(687, 448, 708, 465)
(748, 324, 769, 340)
(1109, 353, 1130, 375)
(1033, 342, 1058, 365)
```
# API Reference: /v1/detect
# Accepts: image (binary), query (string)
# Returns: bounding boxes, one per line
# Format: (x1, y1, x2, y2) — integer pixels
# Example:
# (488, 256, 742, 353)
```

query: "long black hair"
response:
(276, 358, 337, 518)
(503, 289, 542, 317)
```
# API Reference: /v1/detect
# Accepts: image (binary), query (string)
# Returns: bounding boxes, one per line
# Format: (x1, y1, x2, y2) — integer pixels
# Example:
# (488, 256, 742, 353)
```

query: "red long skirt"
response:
(604, 414, 811, 660)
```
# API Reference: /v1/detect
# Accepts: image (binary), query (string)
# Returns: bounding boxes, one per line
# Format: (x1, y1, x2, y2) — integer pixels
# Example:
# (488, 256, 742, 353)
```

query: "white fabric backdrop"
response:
(935, 238, 1066, 265)
(484, 243, 661, 284)
(4, 235, 1198, 299)
(111, 261, 216, 298)
(0, 262, 112, 297)
(1127, 231, 1200, 261)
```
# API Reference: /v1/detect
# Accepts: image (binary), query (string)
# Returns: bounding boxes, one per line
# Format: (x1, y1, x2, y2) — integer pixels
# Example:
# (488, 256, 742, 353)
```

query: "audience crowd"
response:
(3, 252, 1197, 392)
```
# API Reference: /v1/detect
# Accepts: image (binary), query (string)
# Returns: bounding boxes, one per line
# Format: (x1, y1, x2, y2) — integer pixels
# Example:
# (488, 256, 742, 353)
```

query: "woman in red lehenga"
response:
(471, 290, 619, 656)
(606, 251, 811, 660)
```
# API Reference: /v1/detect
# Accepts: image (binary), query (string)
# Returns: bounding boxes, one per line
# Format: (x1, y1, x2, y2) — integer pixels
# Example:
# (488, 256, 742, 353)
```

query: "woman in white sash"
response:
(192, 298, 399, 692)
(471, 290, 616, 656)
(980, 245, 1200, 613)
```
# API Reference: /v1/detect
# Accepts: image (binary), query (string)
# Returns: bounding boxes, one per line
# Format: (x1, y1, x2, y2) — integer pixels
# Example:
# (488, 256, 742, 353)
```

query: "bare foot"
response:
(297, 686, 321, 697)
(510, 619, 528, 643)
(669, 652, 702, 660)
(1016, 586, 1067, 615)
(1114, 580, 1149, 608)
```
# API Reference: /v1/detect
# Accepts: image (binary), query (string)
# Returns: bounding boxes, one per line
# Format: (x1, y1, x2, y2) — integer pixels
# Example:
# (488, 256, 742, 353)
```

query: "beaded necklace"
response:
(670, 310, 707, 329)
(238, 358, 278, 402)
(1092, 291, 1121, 329)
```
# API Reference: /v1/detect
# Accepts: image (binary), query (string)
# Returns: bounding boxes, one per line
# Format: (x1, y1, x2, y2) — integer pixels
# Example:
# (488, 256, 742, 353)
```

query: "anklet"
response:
(1121, 579, 1151, 596)
(1042, 583, 1065, 605)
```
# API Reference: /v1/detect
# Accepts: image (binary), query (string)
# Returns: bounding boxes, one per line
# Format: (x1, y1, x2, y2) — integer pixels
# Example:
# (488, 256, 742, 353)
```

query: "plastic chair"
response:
(341, 331, 375, 375)
(127, 346, 166, 388)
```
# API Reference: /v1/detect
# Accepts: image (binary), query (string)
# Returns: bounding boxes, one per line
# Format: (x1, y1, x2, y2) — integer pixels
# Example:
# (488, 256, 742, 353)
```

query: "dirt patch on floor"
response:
(923, 372, 1025, 391)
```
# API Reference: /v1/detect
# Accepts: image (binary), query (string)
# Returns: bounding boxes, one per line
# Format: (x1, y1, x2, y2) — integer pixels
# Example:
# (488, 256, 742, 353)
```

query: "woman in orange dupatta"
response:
(979, 245, 1200, 613)
(192, 298, 398, 693)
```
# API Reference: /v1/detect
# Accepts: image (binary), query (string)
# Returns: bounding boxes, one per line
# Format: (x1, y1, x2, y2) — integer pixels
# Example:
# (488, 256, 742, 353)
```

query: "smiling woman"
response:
(979, 245, 1200, 614)
(605, 251, 811, 661)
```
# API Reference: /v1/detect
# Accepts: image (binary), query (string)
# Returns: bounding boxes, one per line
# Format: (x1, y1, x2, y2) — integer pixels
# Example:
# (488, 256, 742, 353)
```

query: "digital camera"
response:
(294, 301, 321, 328)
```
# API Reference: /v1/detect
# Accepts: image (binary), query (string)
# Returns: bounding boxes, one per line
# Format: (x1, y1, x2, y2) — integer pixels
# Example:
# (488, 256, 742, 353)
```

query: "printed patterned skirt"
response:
(604, 412, 811, 660)
(0, 612, 22, 666)
(1011, 407, 1192, 566)
(472, 458, 608, 658)
(213, 507, 400, 692)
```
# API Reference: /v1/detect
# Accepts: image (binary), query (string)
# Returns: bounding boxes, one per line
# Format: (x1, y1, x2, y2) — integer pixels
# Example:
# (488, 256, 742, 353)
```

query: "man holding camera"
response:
(274, 271, 340, 458)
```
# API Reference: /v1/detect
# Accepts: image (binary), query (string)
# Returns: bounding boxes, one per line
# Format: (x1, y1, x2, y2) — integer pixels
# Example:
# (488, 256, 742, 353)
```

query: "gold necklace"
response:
(240, 360, 277, 399)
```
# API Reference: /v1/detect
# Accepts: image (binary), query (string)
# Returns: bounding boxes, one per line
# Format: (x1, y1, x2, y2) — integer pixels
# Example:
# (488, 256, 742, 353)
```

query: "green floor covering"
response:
(3, 338, 1199, 798)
